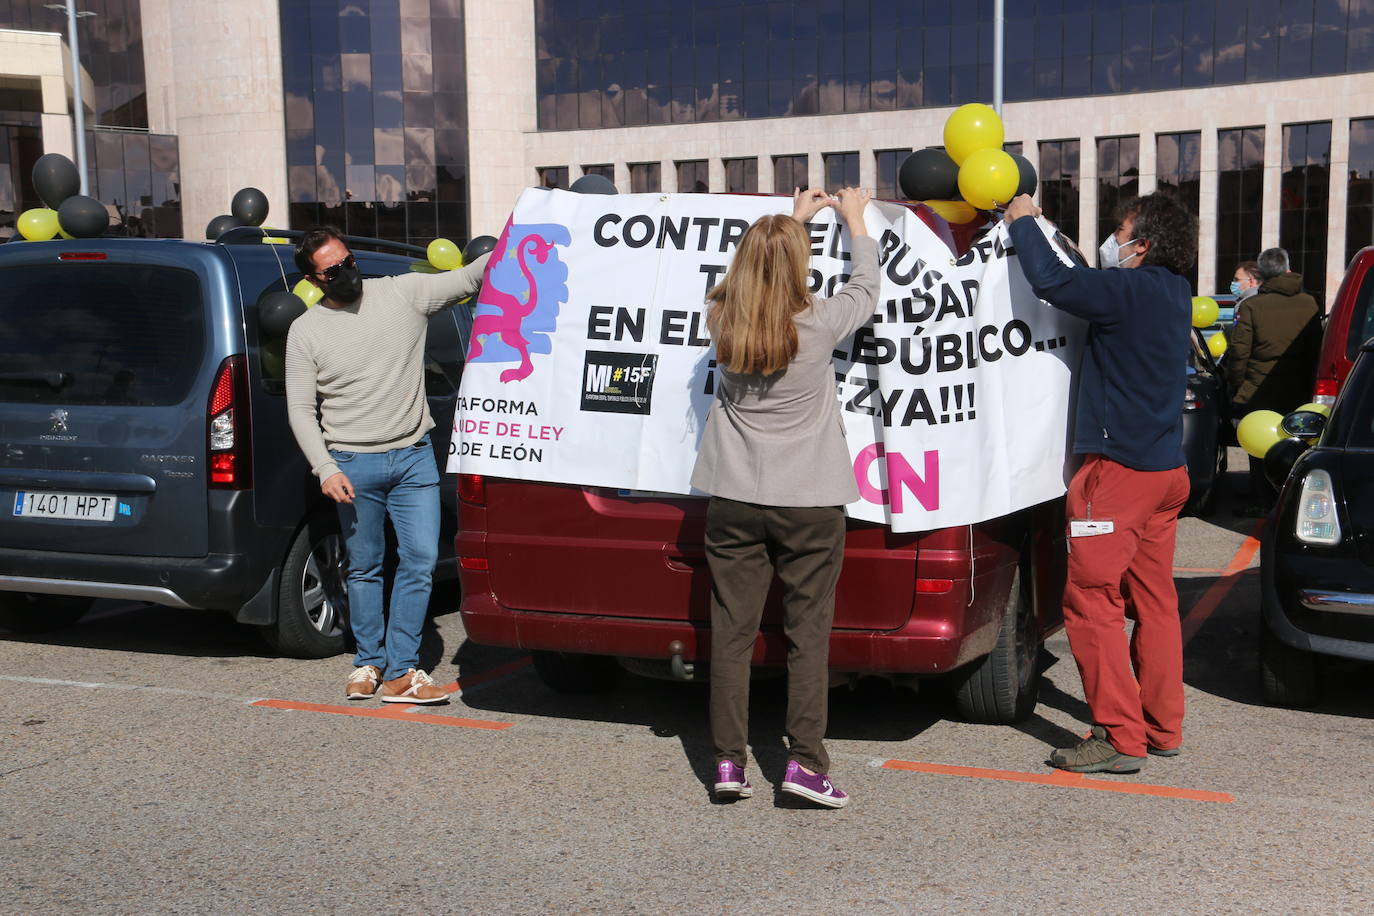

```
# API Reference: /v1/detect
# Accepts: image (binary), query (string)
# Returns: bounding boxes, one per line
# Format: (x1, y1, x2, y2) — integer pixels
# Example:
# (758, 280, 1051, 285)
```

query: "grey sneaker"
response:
(713, 760, 753, 800)
(1148, 744, 1181, 758)
(779, 760, 849, 808)
(1049, 726, 1147, 774)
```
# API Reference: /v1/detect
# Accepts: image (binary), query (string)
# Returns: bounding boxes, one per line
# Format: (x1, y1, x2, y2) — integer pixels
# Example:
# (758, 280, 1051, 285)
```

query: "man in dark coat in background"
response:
(1226, 247, 1323, 512)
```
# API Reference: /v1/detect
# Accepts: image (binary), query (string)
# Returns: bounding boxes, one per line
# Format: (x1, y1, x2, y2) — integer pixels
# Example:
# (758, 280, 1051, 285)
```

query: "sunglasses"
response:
(315, 254, 356, 282)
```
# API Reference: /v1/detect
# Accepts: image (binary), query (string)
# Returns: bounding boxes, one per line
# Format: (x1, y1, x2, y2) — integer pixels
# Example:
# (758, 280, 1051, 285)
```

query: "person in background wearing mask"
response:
(1231, 260, 1262, 302)
(287, 226, 491, 703)
(1226, 246, 1323, 515)
(1005, 192, 1196, 774)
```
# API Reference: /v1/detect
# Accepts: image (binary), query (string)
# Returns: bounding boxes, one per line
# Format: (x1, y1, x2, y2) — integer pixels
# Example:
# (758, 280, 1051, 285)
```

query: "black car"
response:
(1259, 341, 1374, 706)
(0, 229, 472, 657)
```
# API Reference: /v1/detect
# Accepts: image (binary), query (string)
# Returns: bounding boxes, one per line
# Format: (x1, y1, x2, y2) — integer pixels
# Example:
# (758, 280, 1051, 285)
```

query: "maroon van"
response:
(453, 206, 1066, 726)
(1312, 245, 1374, 404)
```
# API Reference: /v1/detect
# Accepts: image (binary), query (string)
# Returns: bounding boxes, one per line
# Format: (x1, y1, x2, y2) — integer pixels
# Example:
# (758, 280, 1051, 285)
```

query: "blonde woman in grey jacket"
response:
(691, 186, 878, 808)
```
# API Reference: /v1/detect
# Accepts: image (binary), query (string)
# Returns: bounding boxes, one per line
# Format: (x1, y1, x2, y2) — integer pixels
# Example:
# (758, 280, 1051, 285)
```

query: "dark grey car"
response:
(0, 231, 471, 656)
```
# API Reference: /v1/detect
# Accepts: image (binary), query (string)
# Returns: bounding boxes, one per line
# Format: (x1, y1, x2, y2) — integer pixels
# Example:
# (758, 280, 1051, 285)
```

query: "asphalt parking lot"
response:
(2, 449, 1372, 914)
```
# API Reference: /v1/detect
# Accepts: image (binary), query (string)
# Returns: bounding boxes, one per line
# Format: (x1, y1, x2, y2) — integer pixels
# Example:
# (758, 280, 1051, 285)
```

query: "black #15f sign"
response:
(581, 350, 658, 414)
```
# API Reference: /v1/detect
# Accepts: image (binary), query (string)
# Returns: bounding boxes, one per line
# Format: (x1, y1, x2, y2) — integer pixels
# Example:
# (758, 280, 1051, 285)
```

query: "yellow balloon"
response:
(1237, 410, 1286, 459)
(427, 238, 463, 271)
(1207, 332, 1227, 358)
(17, 207, 60, 241)
(943, 103, 1005, 165)
(260, 337, 286, 380)
(1192, 296, 1219, 329)
(957, 148, 1019, 210)
(1293, 402, 1331, 417)
(922, 199, 979, 224)
(292, 277, 324, 308)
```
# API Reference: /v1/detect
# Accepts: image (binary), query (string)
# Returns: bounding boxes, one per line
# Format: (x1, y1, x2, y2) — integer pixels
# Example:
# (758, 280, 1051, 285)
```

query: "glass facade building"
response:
(1216, 127, 1265, 291)
(1281, 121, 1332, 303)
(534, 0, 1374, 132)
(278, 0, 470, 247)
(1350, 119, 1374, 265)
(1, 0, 180, 239)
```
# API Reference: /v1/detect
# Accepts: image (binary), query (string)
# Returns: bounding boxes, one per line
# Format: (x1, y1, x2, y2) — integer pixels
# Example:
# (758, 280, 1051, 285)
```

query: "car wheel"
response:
(0, 593, 94, 634)
(952, 563, 1041, 724)
(1258, 621, 1317, 707)
(261, 516, 351, 659)
(531, 650, 619, 693)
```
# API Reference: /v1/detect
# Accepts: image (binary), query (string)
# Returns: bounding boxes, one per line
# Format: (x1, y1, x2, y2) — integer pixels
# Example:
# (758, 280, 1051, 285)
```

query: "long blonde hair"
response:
(705, 214, 813, 376)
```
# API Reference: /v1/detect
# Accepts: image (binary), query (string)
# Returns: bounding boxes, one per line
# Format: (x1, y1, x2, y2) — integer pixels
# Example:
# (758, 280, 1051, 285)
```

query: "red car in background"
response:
(1311, 245, 1374, 404)
(454, 205, 1066, 726)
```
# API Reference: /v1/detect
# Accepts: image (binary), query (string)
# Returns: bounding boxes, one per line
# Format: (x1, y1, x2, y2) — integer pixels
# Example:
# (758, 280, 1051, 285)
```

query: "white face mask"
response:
(1098, 235, 1139, 269)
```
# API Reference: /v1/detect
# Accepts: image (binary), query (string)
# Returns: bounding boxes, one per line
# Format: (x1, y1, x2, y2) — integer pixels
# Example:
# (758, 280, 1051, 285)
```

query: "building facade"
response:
(4, 0, 1373, 309)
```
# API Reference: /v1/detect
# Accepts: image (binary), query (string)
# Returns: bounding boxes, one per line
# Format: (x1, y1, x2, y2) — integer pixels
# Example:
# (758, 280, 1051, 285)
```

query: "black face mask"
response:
(325, 264, 364, 303)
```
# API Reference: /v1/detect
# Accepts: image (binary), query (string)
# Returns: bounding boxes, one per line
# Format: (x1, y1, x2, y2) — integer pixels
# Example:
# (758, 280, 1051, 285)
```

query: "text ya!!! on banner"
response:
(448, 189, 1085, 532)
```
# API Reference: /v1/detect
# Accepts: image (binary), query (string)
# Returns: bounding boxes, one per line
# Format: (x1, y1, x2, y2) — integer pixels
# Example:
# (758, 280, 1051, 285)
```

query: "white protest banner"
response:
(448, 188, 1085, 532)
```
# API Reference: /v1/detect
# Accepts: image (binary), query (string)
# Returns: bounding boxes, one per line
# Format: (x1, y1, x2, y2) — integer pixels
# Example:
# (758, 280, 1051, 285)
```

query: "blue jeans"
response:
(330, 435, 440, 681)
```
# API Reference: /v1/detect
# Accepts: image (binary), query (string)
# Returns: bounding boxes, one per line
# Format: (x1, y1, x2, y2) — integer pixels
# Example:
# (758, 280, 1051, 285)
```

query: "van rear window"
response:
(0, 263, 205, 406)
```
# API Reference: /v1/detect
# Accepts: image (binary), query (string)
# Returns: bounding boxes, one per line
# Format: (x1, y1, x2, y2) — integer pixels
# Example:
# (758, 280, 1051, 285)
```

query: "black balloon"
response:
(1264, 436, 1309, 491)
(898, 148, 960, 201)
(258, 290, 307, 338)
(464, 235, 498, 263)
(57, 195, 108, 238)
(231, 187, 270, 226)
(1010, 153, 1038, 197)
(205, 214, 242, 240)
(32, 153, 81, 209)
(569, 173, 617, 195)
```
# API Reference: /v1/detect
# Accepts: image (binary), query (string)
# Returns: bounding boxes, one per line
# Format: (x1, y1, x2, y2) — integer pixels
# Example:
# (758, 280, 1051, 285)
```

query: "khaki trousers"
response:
(705, 496, 845, 774)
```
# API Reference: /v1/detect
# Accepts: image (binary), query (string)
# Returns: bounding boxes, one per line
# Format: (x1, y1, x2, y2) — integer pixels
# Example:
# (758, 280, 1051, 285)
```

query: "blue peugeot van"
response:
(0, 229, 470, 656)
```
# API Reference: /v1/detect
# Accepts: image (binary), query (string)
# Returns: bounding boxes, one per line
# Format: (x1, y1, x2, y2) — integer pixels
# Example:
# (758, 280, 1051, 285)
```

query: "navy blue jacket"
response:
(1007, 217, 1190, 472)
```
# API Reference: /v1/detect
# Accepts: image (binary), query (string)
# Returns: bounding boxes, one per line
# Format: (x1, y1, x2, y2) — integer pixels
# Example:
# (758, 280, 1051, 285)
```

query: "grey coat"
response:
(691, 235, 881, 507)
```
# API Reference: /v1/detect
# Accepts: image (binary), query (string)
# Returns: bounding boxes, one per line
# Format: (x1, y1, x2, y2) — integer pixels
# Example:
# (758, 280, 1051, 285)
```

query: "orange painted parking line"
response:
(881, 759, 1234, 804)
(438, 656, 533, 694)
(1180, 522, 1264, 646)
(251, 698, 513, 730)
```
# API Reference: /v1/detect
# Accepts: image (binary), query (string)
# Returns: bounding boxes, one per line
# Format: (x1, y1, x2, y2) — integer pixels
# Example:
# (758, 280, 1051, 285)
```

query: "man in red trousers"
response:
(1005, 192, 1197, 773)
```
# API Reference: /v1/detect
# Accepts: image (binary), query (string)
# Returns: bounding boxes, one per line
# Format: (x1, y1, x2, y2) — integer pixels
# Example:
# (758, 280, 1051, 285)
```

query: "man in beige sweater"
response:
(286, 226, 490, 703)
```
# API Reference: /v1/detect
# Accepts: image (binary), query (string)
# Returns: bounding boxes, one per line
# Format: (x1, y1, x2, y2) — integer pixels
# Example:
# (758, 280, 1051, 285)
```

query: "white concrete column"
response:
(808, 150, 824, 191)
(614, 161, 629, 193)
(466, 0, 538, 236)
(1325, 117, 1351, 308)
(759, 153, 775, 195)
(708, 156, 725, 193)
(1078, 134, 1097, 253)
(39, 114, 74, 159)
(1138, 132, 1157, 196)
(1261, 119, 1283, 249)
(1198, 128, 1220, 295)
(663, 159, 678, 193)
(859, 146, 876, 193)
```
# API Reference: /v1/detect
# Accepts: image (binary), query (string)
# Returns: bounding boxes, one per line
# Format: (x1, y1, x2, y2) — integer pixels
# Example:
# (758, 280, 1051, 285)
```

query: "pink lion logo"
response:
(467, 219, 571, 383)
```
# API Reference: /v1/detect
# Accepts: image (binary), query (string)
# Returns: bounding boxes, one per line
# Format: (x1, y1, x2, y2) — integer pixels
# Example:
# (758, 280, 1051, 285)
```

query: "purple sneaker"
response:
(713, 760, 753, 799)
(780, 760, 849, 808)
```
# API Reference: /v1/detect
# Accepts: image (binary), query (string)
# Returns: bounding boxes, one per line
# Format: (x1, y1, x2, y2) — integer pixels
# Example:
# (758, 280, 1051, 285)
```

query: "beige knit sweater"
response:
(285, 253, 490, 481)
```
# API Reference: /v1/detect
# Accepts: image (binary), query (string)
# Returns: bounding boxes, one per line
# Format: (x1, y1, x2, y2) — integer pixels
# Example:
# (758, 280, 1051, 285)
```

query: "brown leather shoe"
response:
(345, 665, 382, 700)
(380, 668, 450, 705)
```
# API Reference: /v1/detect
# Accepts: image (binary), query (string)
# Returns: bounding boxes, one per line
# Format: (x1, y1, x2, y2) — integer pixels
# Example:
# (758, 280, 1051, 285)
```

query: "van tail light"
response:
(458, 474, 486, 506)
(1294, 469, 1341, 546)
(207, 355, 252, 489)
(1312, 377, 1338, 407)
(915, 578, 954, 594)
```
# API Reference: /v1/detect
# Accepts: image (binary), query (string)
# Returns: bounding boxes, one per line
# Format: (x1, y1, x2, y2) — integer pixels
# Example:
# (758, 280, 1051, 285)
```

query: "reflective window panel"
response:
(277, 0, 469, 244)
(538, 166, 569, 190)
(1347, 119, 1374, 265)
(1038, 139, 1080, 247)
(1217, 127, 1266, 294)
(824, 151, 859, 191)
(1281, 121, 1332, 306)
(1156, 131, 1201, 292)
(534, 1, 1374, 130)
(676, 159, 709, 193)
(875, 149, 912, 201)
(772, 154, 808, 195)
(630, 161, 661, 193)
(724, 157, 758, 194)
(582, 164, 614, 181)
(1096, 136, 1139, 255)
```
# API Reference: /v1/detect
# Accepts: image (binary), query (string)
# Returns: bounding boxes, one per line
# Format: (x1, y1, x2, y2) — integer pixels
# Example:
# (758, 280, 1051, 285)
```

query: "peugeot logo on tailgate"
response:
(49, 409, 69, 434)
